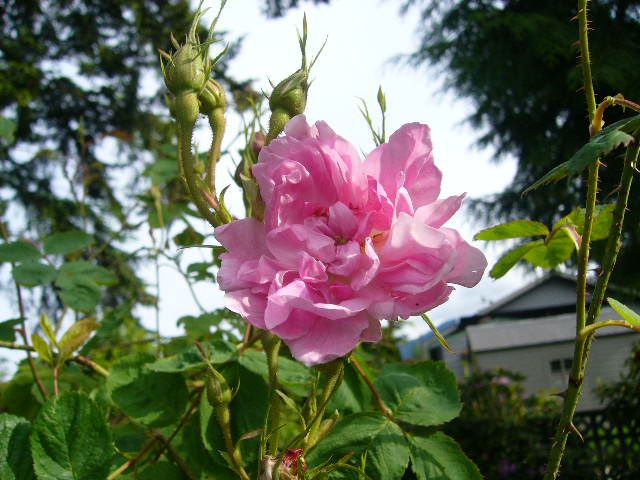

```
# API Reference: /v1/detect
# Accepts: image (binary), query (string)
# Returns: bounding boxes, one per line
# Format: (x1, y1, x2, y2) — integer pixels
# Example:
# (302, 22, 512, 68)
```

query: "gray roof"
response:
(467, 306, 638, 353)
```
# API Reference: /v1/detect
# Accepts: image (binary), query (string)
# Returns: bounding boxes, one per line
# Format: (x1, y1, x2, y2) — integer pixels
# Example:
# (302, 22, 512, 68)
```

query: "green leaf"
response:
(144, 158, 178, 185)
(12, 262, 57, 287)
(186, 261, 215, 281)
(147, 341, 234, 373)
(135, 461, 183, 480)
(377, 361, 461, 427)
(238, 350, 312, 397)
(0, 319, 22, 342)
(0, 241, 41, 263)
(58, 318, 100, 361)
(524, 117, 639, 194)
(56, 261, 117, 289)
(307, 413, 409, 479)
(408, 431, 482, 480)
(43, 231, 93, 256)
(30, 392, 113, 480)
(328, 363, 373, 414)
(523, 229, 577, 269)
(0, 117, 17, 143)
(31, 333, 53, 365)
(40, 314, 58, 348)
(554, 203, 615, 241)
(55, 261, 117, 312)
(58, 284, 102, 312)
(490, 240, 544, 279)
(0, 413, 36, 480)
(173, 226, 205, 247)
(474, 220, 549, 241)
(608, 298, 640, 327)
(107, 352, 189, 427)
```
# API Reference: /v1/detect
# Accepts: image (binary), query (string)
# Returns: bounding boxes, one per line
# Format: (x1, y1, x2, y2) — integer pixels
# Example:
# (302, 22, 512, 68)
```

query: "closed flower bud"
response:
(199, 79, 226, 115)
(206, 368, 232, 407)
(163, 44, 208, 96)
(269, 68, 308, 118)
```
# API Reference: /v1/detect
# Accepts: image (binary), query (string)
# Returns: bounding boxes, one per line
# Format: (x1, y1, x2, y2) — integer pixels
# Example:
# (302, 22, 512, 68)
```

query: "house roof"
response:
(467, 306, 637, 353)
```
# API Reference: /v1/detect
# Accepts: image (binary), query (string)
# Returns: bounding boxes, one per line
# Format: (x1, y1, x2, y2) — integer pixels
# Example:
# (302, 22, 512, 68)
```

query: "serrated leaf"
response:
(474, 220, 549, 241)
(554, 203, 615, 241)
(409, 431, 482, 480)
(43, 231, 93, 256)
(147, 341, 234, 373)
(58, 284, 102, 312)
(31, 333, 53, 365)
(328, 362, 373, 414)
(58, 318, 99, 361)
(239, 350, 312, 397)
(0, 241, 41, 263)
(30, 392, 113, 480)
(523, 229, 577, 269)
(0, 413, 36, 480)
(490, 240, 544, 279)
(0, 319, 21, 342)
(524, 117, 639, 194)
(608, 298, 640, 326)
(307, 413, 409, 479)
(12, 262, 57, 287)
(56, 261, 117, 289)
(376, 361, 461, 427)
(107, 352, 189, 427)
(173, 226, 205, 247)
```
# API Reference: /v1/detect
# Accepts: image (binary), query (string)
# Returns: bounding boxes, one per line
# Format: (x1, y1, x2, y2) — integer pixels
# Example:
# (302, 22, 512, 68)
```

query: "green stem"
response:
(544, 135, 639, 479)
(585, 137, 639, 328)
(543, 3, 599, 477)
(175, 95, 220, 228)
(263, 332, 282, 453)
(205, 108, 225, 195)
(303, 359, 345, 450)
(580, 320, 640, 339)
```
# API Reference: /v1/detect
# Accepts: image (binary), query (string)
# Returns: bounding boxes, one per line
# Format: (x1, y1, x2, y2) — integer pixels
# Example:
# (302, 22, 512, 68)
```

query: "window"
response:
(429, 346, 443, 361)
(550, 357, 572, 374)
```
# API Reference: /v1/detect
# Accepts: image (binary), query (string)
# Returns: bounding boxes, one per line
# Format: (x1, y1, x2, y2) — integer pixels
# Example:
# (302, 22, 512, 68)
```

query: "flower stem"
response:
(263, 332, 282, 453)
(175, 94, 220, 228)
(205, 108, 225, 195)
(303, 359, 345, 450)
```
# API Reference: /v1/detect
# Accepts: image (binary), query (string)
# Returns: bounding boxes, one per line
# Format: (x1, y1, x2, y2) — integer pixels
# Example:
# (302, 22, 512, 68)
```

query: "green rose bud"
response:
(198, 78, 226, 115)
(269, 68, 308, 119)
(163, 44, 208, 96)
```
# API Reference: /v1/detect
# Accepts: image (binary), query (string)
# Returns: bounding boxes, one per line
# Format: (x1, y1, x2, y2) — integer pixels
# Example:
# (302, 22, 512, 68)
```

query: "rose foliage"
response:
(216, 115, 487, 365)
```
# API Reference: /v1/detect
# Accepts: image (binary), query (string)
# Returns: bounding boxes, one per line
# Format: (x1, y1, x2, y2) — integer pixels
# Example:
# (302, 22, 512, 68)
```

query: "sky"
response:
(142, 0, 530, 340)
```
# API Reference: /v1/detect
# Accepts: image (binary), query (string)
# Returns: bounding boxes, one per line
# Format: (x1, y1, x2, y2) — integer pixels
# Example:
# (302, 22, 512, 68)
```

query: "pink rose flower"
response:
(215, 115, 486, 366)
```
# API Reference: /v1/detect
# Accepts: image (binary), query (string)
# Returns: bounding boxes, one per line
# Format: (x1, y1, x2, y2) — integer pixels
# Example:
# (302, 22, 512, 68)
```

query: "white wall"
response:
(473, 333, 638, 411)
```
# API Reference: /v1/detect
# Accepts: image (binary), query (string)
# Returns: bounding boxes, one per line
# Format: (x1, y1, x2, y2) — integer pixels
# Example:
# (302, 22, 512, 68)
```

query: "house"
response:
(401, 273, 640, 411)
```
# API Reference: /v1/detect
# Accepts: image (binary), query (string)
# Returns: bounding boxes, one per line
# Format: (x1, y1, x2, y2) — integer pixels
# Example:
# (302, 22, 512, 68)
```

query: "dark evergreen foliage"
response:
(402, 0, 640, 286)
